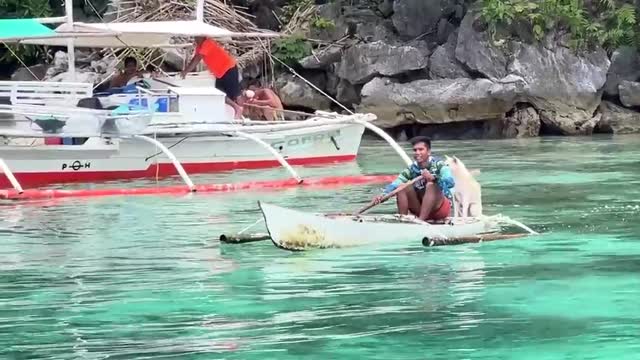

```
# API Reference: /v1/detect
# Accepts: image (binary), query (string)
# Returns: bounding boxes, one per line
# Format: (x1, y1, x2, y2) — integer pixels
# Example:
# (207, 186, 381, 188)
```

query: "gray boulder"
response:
(508, 42, 609, 135)
(338, 41, 428, 85)
(429, 32, 469, 79)
(603, 46, 640, 97)
(161, 48, 188, 72)
(11, 64, 48, 81)
(300, 45, 343, 70)
(618, 80, 640, 108)
(455, 12, 508, 80)
(336, 79, 360, 108)
(312, 3, 398, 44)
(501, 106, 541, 137)
(356, 77, 513, 128)
(597, 101, 640, 134)
(392, 0, 442, 38)
(275, 73, 331, 110)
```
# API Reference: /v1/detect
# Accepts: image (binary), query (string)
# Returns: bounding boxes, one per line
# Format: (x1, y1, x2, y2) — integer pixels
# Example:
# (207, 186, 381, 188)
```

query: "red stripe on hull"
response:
(0, 154, 357, 189)
(0, 175, 397, 200)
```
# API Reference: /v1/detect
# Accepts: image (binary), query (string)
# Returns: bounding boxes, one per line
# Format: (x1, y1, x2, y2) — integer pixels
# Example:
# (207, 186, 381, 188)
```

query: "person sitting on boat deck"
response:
(238, 90, 260, 119)
(241, 85, 284, 121)
(372, 136, 455, 222)
(181, 36, 243, 119)
(109, 56, 140, 88)
(141, 64, 160, 78)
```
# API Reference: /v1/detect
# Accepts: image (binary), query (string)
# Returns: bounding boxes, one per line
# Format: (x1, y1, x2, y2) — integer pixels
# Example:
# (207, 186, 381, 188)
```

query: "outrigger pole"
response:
(230, 131, 302, 183)
(133, 135, 196, 191)
(0, 158, 23, 194)
(64, 0, 75, 81)
(196, 0, 204, 22)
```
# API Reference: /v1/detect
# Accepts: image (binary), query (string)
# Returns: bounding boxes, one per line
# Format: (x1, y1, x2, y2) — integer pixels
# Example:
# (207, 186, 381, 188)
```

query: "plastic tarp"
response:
(0, 19, 56, 41)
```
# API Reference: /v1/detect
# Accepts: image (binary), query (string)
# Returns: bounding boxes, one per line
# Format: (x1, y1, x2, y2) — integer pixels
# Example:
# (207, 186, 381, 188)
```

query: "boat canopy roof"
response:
(0, 19, 57, 40)
(0, 19, 281, 48)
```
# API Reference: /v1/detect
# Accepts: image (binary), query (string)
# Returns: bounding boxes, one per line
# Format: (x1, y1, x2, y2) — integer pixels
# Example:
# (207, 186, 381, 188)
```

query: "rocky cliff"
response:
(9, 0, 640, 139)
(240, 0, 640, 139)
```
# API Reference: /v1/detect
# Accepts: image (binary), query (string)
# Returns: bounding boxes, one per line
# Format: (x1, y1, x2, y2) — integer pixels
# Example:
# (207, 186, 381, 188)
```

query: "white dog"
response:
(444, 155, 483, 218)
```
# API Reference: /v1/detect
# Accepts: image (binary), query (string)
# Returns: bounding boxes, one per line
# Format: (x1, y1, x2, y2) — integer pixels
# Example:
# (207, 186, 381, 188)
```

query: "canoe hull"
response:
(258, 202, 502, 251)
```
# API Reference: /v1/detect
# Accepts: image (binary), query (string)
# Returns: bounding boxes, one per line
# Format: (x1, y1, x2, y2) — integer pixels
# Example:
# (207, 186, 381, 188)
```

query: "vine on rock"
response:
(271, 35, 312, 68)
(480, 0, 638, 52)
(271, 0, 334, 69)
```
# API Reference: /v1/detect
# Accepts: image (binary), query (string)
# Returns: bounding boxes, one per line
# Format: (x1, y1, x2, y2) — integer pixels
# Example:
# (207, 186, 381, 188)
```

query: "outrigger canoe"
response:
(257, 202, 537, 251)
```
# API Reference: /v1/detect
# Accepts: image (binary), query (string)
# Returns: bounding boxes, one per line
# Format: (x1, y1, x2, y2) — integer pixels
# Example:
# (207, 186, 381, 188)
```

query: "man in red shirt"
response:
(181, 36, 243, 118)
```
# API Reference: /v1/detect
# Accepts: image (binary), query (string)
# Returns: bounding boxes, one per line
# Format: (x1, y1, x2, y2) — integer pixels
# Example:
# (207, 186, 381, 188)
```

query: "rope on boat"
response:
(238, 218, 264, 235)
(267, 53, 354, 115)
(133, 135, 196, 191)
(480, 214, 539, 235)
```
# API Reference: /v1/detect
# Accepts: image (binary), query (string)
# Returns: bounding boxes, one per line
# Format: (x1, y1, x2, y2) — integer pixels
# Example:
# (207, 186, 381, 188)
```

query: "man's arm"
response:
(181, 53, 203, 77)
(248, 99, 273, 106)
(109, 72, 126, 88)
(435, 163, 455, 191)
(382, 166, 415, 195)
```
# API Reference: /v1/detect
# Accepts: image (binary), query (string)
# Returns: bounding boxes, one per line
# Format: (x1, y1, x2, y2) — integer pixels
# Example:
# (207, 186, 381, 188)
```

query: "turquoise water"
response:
(2, 135, 640, 359)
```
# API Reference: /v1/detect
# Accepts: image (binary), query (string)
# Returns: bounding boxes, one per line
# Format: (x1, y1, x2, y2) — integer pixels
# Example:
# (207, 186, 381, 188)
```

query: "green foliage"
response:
(311, 16, 335, 30)
(0, 0, 54, 68)
(271, 35, 312, 68)
(480, 0, 639, 52)
(0, 0, 52, 18)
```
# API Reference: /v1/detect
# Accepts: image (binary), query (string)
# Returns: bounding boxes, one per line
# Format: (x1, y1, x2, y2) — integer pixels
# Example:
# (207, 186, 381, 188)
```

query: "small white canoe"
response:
(258, 202, 526, 251)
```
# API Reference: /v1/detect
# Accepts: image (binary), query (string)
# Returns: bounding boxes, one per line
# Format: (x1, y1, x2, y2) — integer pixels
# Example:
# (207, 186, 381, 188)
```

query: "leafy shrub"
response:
(271, 35, 312, 68)
(480, 0, 639, 52)
(311, 16, 335, 30)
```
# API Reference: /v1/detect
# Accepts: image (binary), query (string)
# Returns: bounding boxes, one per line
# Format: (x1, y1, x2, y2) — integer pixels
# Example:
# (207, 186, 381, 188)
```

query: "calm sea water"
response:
(2, 134, 640, 359)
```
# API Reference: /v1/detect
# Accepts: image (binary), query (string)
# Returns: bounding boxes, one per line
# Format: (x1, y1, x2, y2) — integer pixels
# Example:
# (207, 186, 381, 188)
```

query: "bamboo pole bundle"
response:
(100, 0, 279, 71)
(237, 4, 317, 69)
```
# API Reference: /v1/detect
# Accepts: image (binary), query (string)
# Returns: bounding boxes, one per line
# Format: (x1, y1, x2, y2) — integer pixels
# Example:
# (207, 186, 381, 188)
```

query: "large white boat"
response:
(0, 4, 387, 191)
(0, 76, 371, 189)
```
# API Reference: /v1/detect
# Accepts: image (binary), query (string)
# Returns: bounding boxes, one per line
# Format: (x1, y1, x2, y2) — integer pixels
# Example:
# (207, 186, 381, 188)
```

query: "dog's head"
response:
(444, 155, 480, 177)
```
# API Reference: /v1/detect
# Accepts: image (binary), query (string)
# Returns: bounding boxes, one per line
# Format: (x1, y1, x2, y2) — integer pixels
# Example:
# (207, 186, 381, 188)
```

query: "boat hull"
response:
(258, 202, 502, 251)
(0, 123, 364, 189)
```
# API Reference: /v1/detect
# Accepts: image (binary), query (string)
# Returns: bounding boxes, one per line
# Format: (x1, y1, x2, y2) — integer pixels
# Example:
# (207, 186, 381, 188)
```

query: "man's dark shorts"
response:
(215, 65, 241, 101)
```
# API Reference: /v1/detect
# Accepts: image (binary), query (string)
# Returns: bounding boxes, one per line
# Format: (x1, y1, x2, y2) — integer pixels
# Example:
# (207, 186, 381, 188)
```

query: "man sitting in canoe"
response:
(372, 136, 455, 221)
(181, 36, 243, 118)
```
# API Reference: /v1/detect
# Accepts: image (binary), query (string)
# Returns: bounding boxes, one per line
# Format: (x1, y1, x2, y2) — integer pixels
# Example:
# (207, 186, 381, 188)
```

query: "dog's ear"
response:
(452, 156, 459, 163)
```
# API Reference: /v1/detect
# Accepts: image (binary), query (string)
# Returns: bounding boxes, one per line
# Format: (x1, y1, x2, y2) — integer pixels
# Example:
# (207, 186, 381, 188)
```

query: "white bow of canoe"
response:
(258, 202, 538, 251)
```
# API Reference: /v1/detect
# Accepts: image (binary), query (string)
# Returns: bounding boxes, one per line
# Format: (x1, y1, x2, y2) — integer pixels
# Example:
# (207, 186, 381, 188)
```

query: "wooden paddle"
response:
(354, 175, 424, 216)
